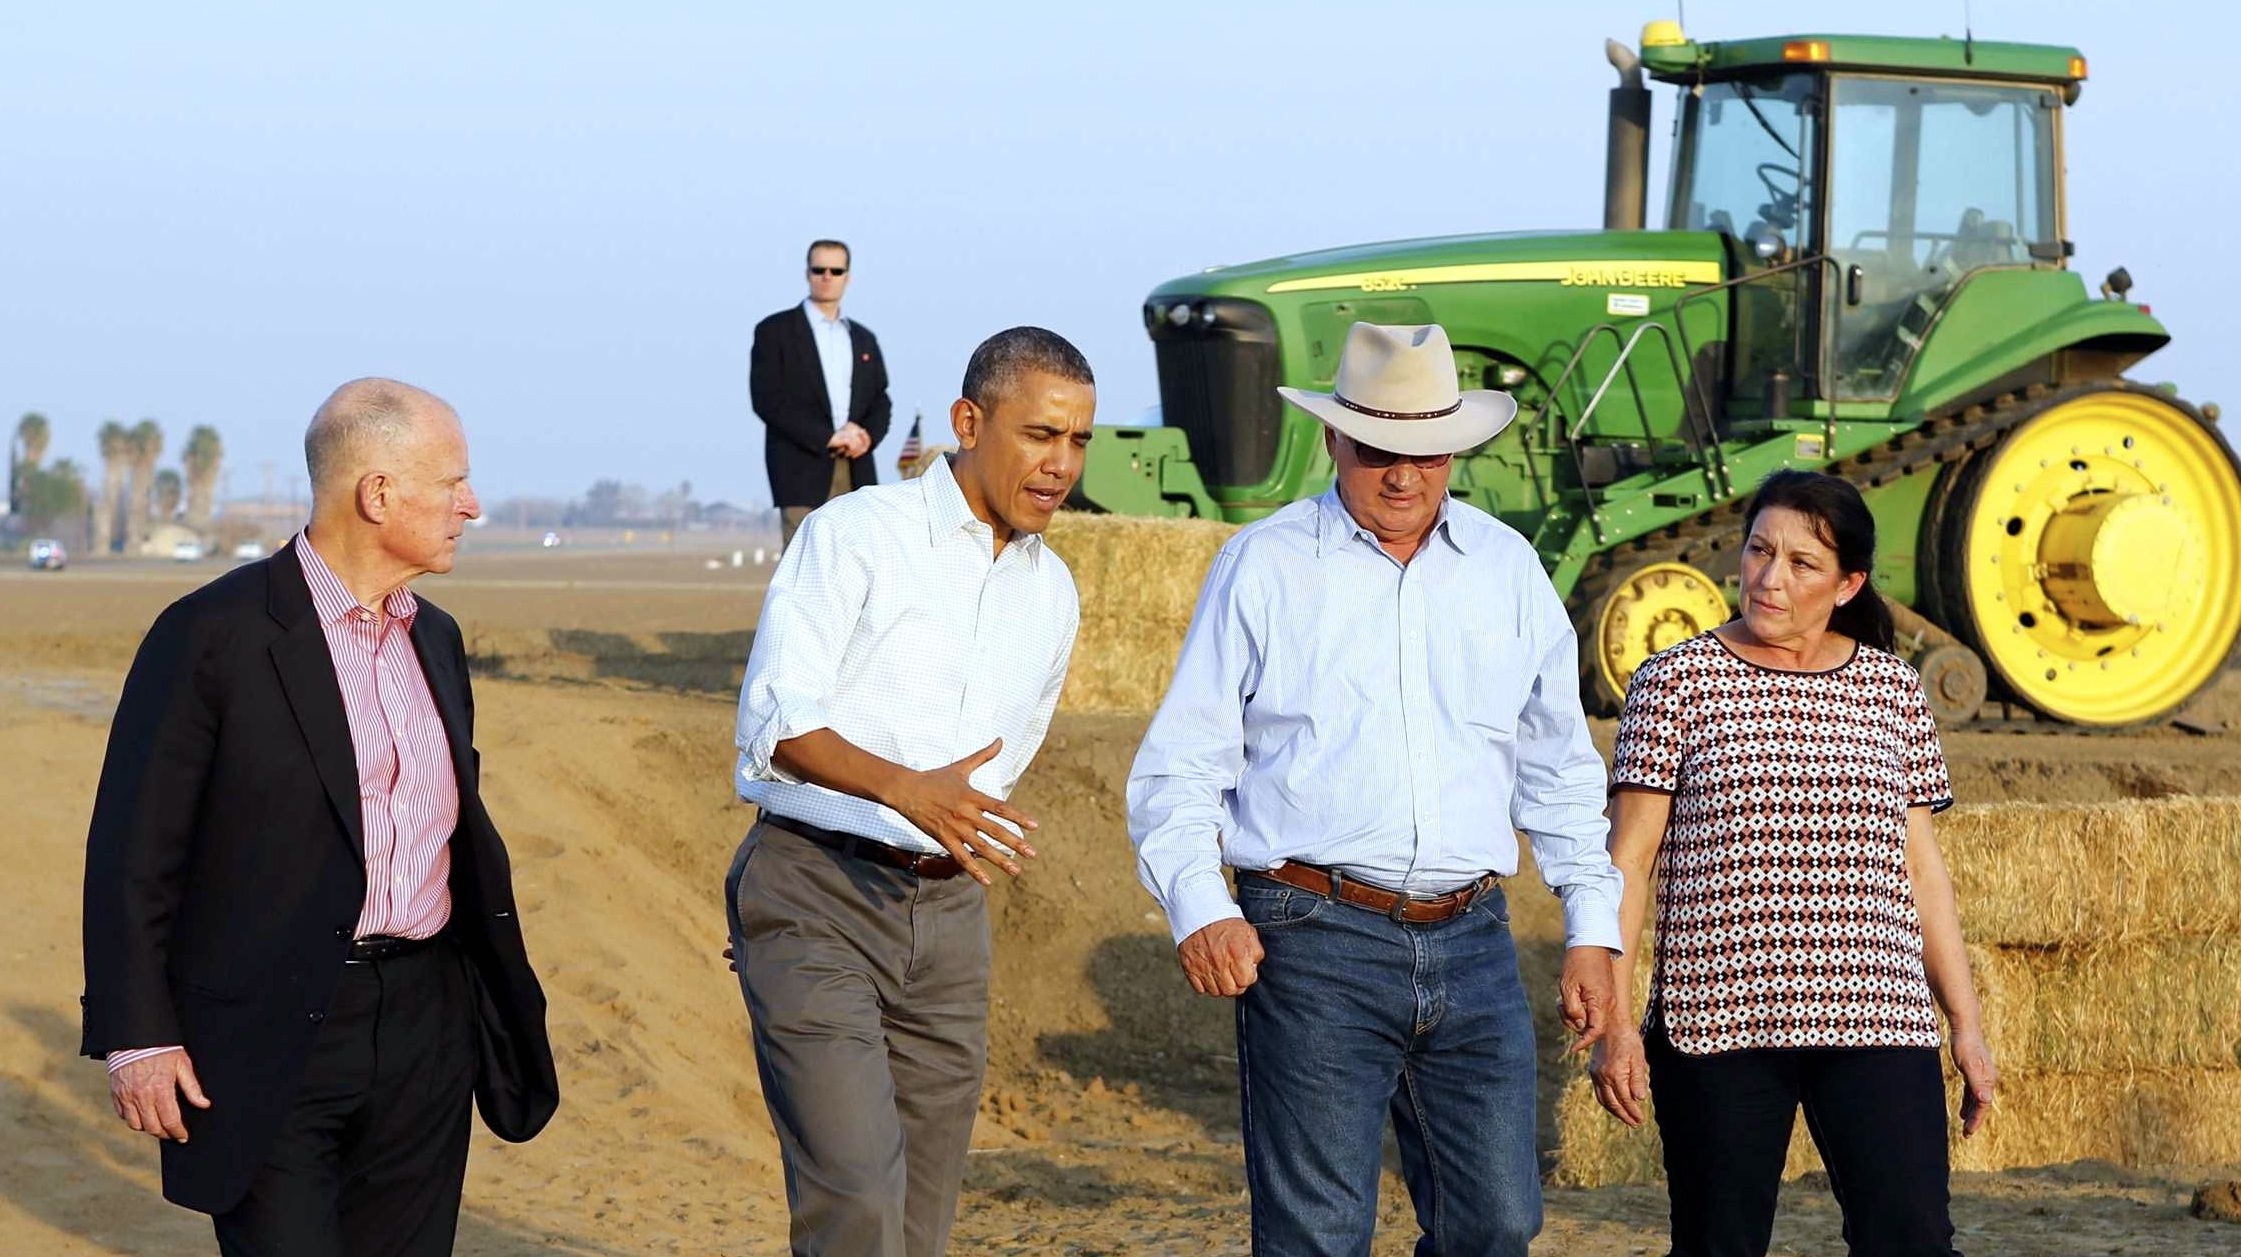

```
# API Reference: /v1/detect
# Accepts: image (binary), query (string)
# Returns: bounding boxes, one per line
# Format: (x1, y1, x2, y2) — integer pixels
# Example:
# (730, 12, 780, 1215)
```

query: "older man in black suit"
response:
(752, 238, 893, 547)
(82, 377, 558, 1255)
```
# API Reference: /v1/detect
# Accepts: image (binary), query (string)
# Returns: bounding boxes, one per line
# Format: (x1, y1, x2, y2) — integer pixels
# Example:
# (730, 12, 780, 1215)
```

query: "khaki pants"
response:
(725, 818, 990, 1257)
(780, 457, 856, 549)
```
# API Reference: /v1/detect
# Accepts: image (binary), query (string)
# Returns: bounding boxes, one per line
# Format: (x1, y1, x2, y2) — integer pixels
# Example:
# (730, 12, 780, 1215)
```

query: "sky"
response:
(2, 1, 2228, 511)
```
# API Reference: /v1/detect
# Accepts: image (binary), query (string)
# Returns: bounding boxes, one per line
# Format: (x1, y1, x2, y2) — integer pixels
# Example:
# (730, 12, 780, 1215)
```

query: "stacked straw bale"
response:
(1552, 796, 2241, 1187)
(1041, 511, 1239, 713)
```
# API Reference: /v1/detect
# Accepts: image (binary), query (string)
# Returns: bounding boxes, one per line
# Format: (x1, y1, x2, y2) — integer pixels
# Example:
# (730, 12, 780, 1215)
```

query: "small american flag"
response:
(898, 411, 922, 466)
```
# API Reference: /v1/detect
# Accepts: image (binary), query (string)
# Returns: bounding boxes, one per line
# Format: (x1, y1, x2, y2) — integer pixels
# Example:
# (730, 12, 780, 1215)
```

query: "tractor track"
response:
(1564, 380, 2216, 732)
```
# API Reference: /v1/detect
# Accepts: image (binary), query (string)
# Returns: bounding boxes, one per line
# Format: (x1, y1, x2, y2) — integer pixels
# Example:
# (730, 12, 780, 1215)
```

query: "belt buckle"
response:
(1388, 892, 1415, 924)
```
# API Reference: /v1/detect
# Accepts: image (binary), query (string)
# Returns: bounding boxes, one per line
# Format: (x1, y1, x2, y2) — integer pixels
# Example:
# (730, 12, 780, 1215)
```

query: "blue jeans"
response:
(1235, 873, 1541, 1257)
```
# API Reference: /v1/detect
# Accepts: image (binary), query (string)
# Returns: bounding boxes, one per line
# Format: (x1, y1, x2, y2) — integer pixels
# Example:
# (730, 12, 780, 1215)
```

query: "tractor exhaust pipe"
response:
(1604, 38, 1650, 231)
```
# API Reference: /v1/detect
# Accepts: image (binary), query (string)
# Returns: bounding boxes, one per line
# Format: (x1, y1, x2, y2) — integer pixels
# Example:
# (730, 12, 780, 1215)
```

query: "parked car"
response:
(27, 539, 67, 571)
(171, 540, 206, 563)
(541, 530, 562, 548)
(231, 540, 266, 561)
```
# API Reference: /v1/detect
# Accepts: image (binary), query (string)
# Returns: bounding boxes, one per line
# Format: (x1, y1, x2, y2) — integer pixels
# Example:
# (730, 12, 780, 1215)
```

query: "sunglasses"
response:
(808, 266, 848, 277)
(1346, 435, 1452, 469)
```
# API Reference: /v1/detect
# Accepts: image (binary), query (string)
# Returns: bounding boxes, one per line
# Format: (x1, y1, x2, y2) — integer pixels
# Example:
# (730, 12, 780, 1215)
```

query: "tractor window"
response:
(1668, 73, 1818, 255)
(1827, 78, 2061, 399)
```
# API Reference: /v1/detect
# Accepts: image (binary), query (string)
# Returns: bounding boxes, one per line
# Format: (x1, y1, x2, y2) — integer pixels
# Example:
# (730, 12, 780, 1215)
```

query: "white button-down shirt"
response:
(802, 298, 853, 430)
(735, 455, 1078, 853)
(1127, 489, 1624, 950)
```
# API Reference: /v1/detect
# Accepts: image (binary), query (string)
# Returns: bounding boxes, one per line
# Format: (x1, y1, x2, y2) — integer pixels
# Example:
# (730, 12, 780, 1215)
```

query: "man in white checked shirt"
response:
(728, 326, 1093, 1256)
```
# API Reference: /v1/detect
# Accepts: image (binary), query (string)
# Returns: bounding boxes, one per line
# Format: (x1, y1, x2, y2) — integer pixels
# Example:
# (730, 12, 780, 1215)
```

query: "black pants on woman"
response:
(1646, 1024, 1960, 1257)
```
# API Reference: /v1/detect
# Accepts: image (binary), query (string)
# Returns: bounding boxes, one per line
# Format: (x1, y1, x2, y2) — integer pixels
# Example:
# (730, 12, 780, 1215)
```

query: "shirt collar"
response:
(1312, 486, 1475, 559)
(295, 530, 419, 628)
(919, 454, 1044, 565)
(800, 297, 846, 329)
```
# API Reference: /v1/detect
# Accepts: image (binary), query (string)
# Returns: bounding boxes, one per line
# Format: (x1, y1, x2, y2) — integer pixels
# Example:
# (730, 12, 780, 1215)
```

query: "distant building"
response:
(213, 498, 308, 548)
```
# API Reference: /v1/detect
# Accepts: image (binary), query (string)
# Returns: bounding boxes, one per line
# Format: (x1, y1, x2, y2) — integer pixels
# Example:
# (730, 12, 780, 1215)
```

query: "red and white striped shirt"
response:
(108, 533, 459, 1073)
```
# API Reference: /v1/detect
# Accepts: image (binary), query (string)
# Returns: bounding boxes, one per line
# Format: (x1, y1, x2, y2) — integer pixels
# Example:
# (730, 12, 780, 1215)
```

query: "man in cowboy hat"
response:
(1128, 322, 1624, 1255)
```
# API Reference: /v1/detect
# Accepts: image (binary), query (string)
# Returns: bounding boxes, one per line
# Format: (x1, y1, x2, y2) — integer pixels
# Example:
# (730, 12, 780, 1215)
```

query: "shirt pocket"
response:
(1451, 626, 1528, 738)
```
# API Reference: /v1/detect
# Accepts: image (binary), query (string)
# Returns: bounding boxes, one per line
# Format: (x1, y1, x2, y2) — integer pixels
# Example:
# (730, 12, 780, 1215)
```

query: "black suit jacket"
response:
(750, 304, 892, 507)
(80, 541, 559, 1215)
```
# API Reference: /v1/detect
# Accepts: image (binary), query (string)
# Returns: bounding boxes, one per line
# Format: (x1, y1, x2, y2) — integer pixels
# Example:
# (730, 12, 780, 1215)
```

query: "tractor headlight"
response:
(1166, 303, 1195, 328)
(1496, 364, 1529, 388)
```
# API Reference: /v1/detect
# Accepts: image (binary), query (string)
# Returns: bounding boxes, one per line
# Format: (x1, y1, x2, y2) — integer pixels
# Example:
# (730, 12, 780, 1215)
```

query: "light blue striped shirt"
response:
(1127, 488, 1624, 950)
(802, 299, 852, 429)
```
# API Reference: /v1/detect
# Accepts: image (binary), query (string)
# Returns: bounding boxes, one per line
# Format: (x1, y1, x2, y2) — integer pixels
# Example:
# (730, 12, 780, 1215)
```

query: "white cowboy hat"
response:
(1276, 322, 1518, 457)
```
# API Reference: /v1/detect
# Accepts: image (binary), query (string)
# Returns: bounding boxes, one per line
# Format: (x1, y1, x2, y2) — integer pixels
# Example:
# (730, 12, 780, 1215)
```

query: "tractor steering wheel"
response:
(1755, 162, 1802, 230)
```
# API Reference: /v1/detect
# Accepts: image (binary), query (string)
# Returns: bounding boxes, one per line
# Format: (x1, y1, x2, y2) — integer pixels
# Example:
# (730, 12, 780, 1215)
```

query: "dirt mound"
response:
(8, 561, 2241, 1253)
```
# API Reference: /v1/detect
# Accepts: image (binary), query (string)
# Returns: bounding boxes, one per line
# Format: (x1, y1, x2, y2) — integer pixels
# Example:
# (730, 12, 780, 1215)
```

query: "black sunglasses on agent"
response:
(1346, 435, 1451, 470)
(809, 266, 848, 277)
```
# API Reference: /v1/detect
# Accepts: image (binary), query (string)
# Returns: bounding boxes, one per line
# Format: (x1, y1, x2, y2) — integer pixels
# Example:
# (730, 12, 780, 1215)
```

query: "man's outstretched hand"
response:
(884, 738, 1039, 886)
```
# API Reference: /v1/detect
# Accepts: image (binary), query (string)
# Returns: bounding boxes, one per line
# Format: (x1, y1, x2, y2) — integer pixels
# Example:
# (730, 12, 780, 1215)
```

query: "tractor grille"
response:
(1149, 299, 1283, 489)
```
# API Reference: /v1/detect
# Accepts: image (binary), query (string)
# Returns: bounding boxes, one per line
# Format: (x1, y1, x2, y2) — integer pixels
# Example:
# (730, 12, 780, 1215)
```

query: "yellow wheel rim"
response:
(1957, 391, 2241, 725)
(1595, 561, 1730, 699)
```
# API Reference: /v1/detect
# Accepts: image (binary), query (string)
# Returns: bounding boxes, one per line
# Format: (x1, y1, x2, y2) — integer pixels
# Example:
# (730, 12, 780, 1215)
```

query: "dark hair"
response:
(961, 326, 1094, 411)
(1741, 469, 1895, 653)
(805, 239, 850, 266)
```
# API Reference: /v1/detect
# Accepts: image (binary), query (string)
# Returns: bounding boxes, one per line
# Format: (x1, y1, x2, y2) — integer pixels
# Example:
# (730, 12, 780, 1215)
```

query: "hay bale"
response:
(1972, 940, 2241, 1073)
(1553, 1066, 2241, 1185)
(1041, 511, 1238, 713)
(1940, 798, 2241, 947)
(1950, 1068, 2241, 1171)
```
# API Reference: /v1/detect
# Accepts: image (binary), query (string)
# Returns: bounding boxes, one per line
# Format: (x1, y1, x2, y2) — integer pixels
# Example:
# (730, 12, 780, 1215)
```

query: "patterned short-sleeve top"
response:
(1612, 631, 1953, 1055)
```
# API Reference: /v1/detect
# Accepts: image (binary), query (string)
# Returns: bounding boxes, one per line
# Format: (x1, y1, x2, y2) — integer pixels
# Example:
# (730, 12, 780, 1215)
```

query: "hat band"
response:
(1334, 393, 1462, 422)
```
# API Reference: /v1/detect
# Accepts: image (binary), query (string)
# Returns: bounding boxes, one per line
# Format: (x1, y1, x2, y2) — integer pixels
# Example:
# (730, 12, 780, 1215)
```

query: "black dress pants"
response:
(1646, 1024, 1959, 1257)
(213, 941, 477, 1257)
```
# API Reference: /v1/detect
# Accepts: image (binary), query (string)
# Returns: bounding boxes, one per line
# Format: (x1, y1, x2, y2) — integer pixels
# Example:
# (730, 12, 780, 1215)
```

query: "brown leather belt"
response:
(1246, 863, 1497, 924)
(762, 812, 965, 880)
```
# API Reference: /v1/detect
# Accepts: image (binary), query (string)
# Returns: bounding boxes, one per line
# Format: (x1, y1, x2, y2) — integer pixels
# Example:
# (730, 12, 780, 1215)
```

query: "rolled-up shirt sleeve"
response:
(1127, 550, 1261, 946)
(735, 510, 870, 789)
(1510, 577, 1625, 954)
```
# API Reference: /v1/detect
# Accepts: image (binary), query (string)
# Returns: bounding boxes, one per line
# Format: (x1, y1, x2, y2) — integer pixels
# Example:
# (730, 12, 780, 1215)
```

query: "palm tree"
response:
(126, 419, 163, 549)
(154, 469, 184, 522)
(15, 412, 48, 467)
(9, 412, 46, 514)
(95, 421, 130, 554)
(181, 425, 223, 533)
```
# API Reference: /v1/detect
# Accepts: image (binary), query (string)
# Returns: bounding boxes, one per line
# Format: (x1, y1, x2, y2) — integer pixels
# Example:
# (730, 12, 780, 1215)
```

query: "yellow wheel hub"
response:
(1956, 391, 2241, 725)
(1595, 561, 1730, 699)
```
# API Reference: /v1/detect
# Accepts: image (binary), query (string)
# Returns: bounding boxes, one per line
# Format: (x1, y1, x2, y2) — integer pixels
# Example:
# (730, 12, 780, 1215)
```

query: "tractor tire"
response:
(1922, 383, 2241, 727)
(1578, 560, 1732, 715)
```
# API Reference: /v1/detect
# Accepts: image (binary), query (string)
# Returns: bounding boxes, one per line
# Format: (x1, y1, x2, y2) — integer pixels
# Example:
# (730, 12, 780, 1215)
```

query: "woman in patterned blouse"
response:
(1589, 470, 1998, 1257)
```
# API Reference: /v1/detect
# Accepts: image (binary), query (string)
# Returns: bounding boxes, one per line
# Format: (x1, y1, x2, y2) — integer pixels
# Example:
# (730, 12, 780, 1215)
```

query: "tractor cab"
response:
(1640, 28, 2079, 412)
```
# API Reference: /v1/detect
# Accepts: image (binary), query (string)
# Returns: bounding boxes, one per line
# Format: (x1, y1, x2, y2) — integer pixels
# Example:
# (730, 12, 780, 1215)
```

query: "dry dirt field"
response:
(4, 547, 2238, 1254)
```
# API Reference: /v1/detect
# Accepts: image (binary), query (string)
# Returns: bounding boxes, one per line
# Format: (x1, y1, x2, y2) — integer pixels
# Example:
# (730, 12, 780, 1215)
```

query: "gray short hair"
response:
(304, 378, 439, 489)
(960, 327, 1093, 412)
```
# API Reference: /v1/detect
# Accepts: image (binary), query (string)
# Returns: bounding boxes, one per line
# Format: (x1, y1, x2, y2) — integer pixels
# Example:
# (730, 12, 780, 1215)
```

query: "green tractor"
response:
(1074, 21, 2241, 729)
